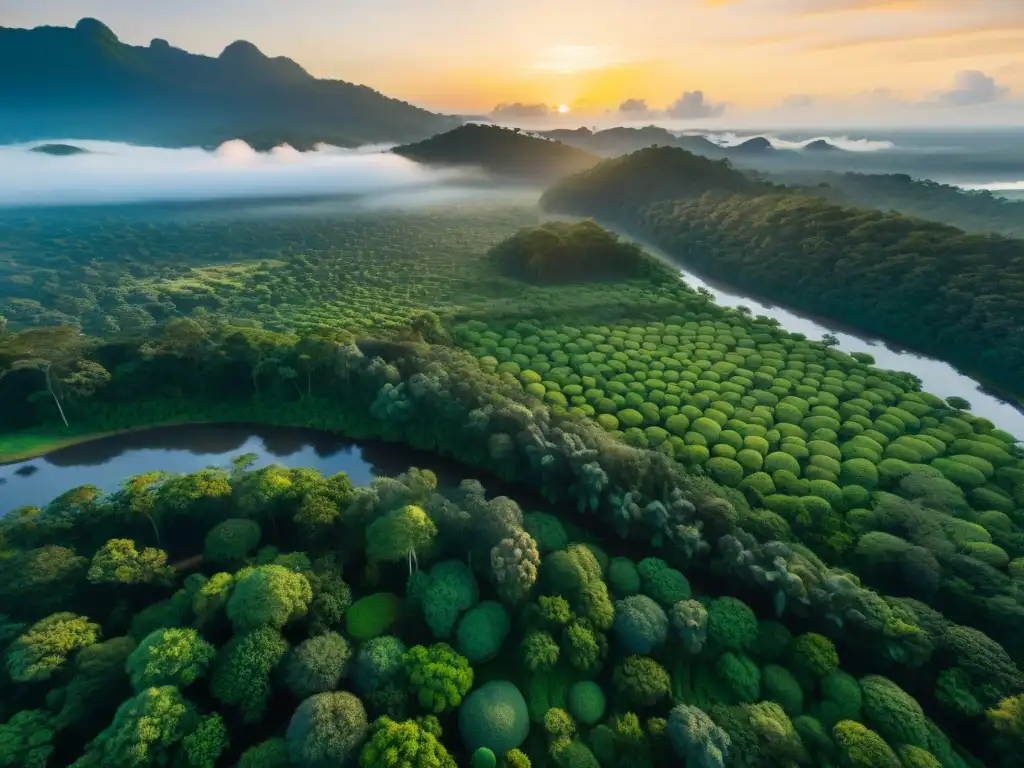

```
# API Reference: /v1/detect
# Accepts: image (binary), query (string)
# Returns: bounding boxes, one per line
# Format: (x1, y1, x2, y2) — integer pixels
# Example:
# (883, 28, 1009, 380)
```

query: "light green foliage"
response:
(505, 748, 531, 768)
(988, 693, 1024, 745)
(568, 681, 607, 726)
(745, 701, 808, 764)
(706, 597, 757, 653)
(126, 627, 215, 691)
(203, 519, 261, 565)
(636, 557, 690, 606)
(613, 595, 669, 654)
(239, 738, 290, 768)
(404, 643, 474, 714)
(182, 714, 229, 768)
(459, 680, 530, 754)
(285, 632, 352, 699)
(6, 612, 100, 682)
(193, 572, 235, 629)
(762, 664, 804, 714)
(860, 675, 930, 748)
(521, 630, 560, 672)
(359, 716, 456, 768)
(788, 633, 839, 682)
(88, 538, 173, 586)
(543, 545, 614, 631)
(792, 715, 835, 762)
(82, 685, 198, 767)
(227, 564, 313, 633)
(211, 626, 289, 724)
(613, 655, 671, 708)
(608, 557, 641, 597)
(832, 720, 900, 768)
(898, 745, 942, 768)
(348, 593, 403, 641)
(667, 704, 730, 768)
(366, 505, 437, 563)
(562, 619, 606, 673)
(456, 601, 511, 663)
(287, 691, 368, 768)
(411, 560, 479, 639)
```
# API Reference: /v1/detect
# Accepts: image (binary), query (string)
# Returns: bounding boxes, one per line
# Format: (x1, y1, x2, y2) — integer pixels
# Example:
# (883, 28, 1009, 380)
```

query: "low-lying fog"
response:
(0, 140, 489, 207)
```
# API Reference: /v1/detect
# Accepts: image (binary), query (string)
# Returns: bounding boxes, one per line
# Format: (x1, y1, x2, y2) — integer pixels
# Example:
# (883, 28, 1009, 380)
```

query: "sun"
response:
(557, 104, 570, 114)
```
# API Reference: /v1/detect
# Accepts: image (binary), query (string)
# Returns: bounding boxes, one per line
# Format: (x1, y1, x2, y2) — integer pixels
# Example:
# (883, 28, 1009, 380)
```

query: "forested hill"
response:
(392, 125, 600, 181)
(787, 171, 1024, 238)
(0, 18, 460, 149)
(538, 126, 728, 158)
(539, 146, 760, 214)
(541, 147, 1024, 397)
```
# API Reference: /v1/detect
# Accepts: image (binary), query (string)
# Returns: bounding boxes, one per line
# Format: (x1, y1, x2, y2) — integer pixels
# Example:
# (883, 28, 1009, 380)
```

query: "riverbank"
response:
(0, 395, 366, 465)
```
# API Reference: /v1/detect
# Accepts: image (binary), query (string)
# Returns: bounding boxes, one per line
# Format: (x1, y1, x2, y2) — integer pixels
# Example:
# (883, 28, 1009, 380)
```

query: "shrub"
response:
(285, 632, 352, 699)
(763, 664, 804, 715)
(613, 595, 669, 654)
(636, 557, 691, 606)
(788, 633, 838, 683)
(832, 720, 899, 768)
(404, 643, 473, 714)
(126, 627, 215, 691)
(860, 675, 929, 748)
(707, 597, 757, 653)
(716, 652, 761, 703)
(347, 593, 402, 641)
(228, 565, 313, 633)
(204, 519, 262, 565)
(287, 691, 368, 768)
(568, 681, 607, 726)
(459, 680, 530, 755)
(456, 601, 511, 663)
(607, 557, 641, 597)
(351, 636, 407, 696)
(613, 655, 671, 708)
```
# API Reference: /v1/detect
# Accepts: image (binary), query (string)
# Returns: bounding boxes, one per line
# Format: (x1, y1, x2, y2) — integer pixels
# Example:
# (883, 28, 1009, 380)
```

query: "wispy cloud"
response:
(933, 69, 1009, 106)
(490, 102, 550, 119)
(666, 91, 727, 119)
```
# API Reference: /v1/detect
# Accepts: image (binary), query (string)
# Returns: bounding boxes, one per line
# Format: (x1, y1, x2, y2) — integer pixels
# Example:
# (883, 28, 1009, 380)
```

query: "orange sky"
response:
(5, 0, 1023, 124)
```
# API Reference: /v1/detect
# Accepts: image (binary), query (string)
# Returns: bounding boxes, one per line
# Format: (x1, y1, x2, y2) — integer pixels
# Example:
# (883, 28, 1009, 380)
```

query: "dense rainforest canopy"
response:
(489, 221, 654, 284)
(784, 171, 1024, 240)
(541, 146, 1024, 399)
(2, 195, 1024, 767)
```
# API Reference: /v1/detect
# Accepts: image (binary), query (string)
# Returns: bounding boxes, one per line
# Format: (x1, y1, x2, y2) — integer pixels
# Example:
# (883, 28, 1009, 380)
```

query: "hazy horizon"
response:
(3, 0, 1022, 129)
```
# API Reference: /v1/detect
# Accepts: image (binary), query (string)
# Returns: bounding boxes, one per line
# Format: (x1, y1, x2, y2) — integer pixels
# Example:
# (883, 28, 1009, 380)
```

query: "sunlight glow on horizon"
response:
(3, 0, 1023, 125)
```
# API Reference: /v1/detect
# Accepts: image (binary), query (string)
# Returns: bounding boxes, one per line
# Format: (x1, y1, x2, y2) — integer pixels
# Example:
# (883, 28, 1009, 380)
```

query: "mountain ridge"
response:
(0, 18, 461, 149)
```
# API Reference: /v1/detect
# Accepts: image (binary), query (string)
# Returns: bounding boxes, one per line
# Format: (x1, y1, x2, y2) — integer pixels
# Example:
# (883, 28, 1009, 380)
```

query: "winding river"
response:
(0, 425, 471, 514)
(616, 230, 1024, 435)
(2, 209, 1022, 513)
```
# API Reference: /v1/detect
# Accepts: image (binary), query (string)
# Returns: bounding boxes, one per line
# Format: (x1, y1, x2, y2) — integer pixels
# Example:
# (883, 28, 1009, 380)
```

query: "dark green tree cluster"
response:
(541, 146, 1024, 396)
(489, 221, 655, 285)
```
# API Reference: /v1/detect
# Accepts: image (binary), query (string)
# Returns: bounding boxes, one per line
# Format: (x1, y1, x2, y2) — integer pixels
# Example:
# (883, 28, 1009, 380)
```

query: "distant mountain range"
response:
(535, 126, 844, 159)
(0, 18, 460, 149)
(393, 125, 600, 182)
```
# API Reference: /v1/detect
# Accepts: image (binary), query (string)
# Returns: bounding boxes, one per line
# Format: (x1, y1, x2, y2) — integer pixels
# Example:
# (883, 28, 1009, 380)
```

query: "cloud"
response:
(0, 140, 479, 207)
(781, 94, 816, 108)
(618, 98, 653, 115)
(933, 70, 1009, 106)
(666, 91, 726, 119)
(490, 102, 550, 119)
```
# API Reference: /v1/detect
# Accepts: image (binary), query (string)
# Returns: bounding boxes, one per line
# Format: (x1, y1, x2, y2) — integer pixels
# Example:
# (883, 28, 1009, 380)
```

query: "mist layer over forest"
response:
(0, 140, 489, 207)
